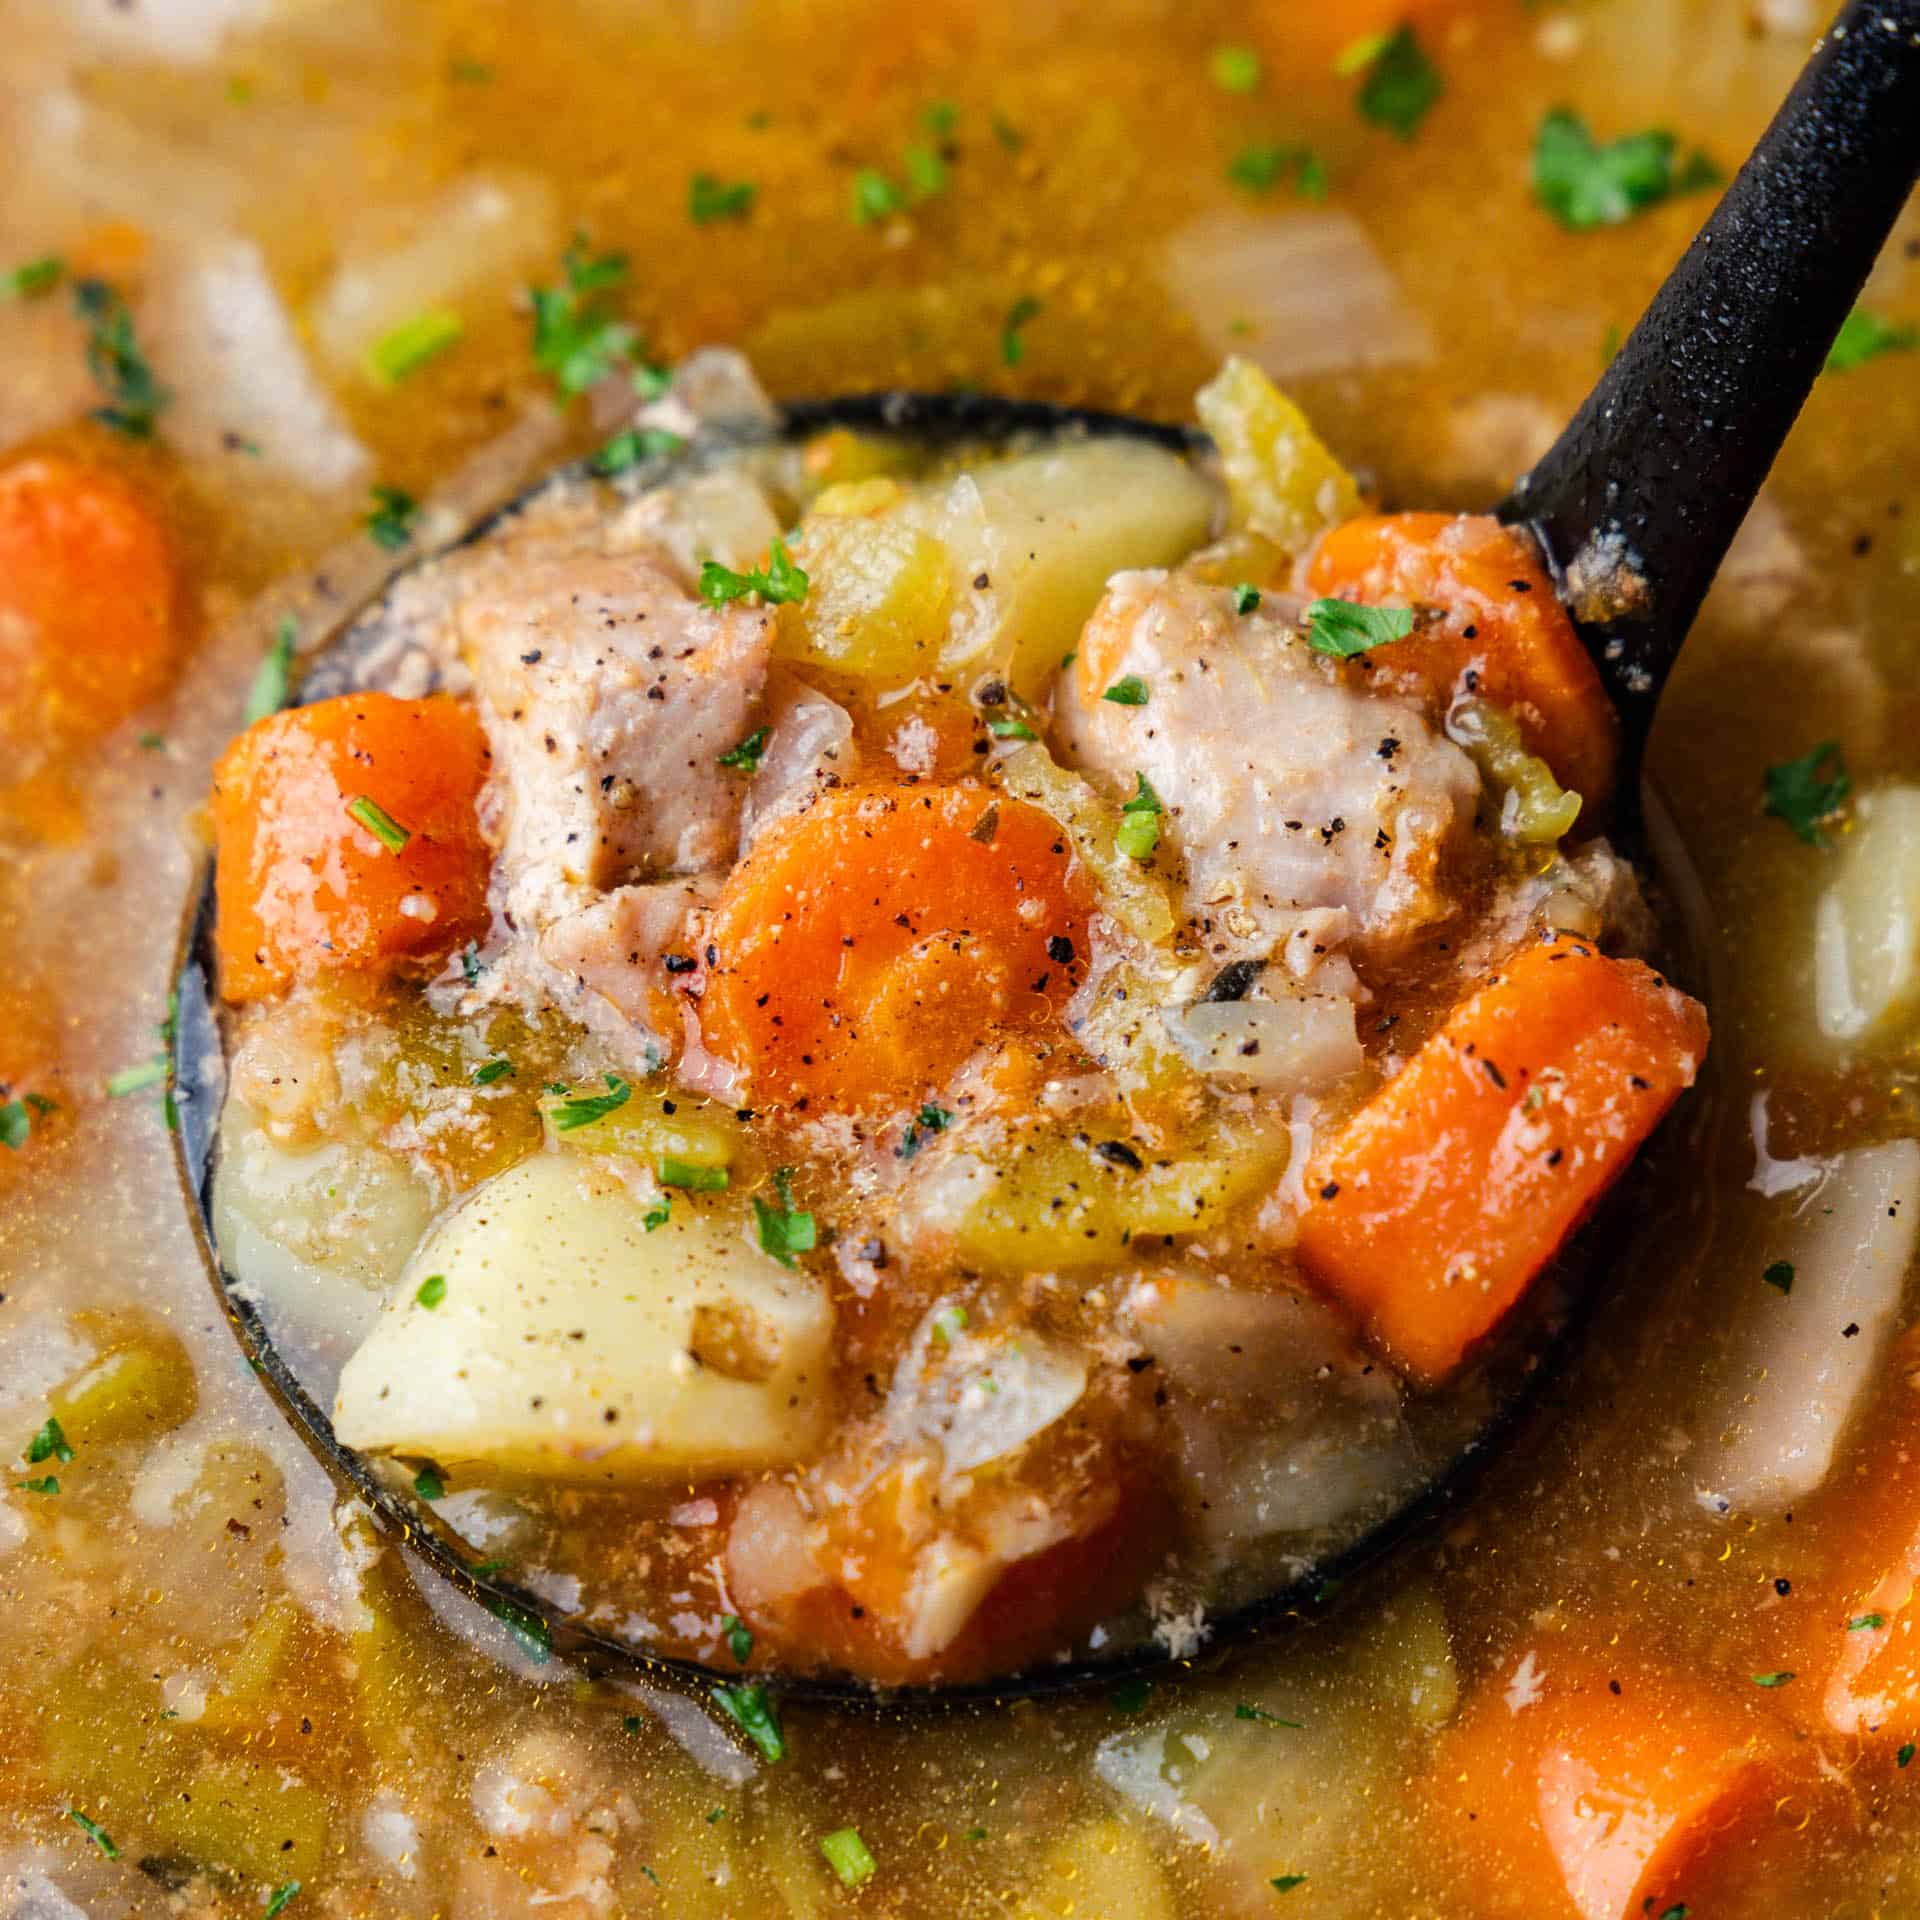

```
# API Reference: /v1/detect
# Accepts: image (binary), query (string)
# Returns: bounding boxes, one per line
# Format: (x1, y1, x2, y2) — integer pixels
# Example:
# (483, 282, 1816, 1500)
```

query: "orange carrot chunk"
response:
(1295, 933, 1707, 1383)
(699, 782, 1091, 1113)
(212, 693, 493, 1003)
(0, 452, 183, 754)
(1424, 1648, 1789, 1920)
(1302, 511, 1619, 815)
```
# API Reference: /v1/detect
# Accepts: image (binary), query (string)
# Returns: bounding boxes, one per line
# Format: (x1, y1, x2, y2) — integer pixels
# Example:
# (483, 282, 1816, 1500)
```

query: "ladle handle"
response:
(1499, 0, 1920, 756)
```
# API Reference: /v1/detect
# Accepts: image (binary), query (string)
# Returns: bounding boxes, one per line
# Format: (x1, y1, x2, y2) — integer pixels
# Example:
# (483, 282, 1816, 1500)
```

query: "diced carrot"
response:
(211, 694, 493, 1003)
(1295, 933, 1708, 1383)
(1424, 1645, 1791, 1920)
(0, 452, 185, 756)
(1302, 512, 1619, 815)
(699, 782, 1091, 1112)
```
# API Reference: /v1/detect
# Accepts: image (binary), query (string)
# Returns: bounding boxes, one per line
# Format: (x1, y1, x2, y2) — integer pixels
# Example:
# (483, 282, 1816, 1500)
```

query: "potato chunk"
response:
(333, 1153, 833, 1481)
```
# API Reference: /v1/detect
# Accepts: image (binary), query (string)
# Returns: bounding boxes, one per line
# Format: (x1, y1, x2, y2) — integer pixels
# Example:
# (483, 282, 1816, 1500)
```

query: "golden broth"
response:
(3, 0, 1919, 1912)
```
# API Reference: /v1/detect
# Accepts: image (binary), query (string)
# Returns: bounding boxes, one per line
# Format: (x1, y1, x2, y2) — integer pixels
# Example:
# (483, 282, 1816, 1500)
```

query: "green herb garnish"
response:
(1825, 307, 1919, 375)
(1209, 45, 1261, 93)
(1272, 1878, 1308, 1896)
(1848, 1614, 1887, 1632)
(1000, 295, 1043, 368)
(67, 1809, 118, 1857)
(1902, 1742, 1915, 1768)
(753, 1168, 816, 1268)
(485, 1592, 553, 1663)
(722, 1614, 754, 1664)
(346, 794, 411, 853)
(1115, 772, 1163, 861)
(415, 1274, 447, 1309)
(852, 168, 903, 224)
(1236, 1702, 1303, 1728)
(699, 536, 809, 608)
(899, 1103, 955, 1161)
(27, 1418, 73, 1466)
(987, 715, 1037, 740)
(1354, 25, 1441, 140)
(1231, 583, 1262, 614)
(413, 1467, 446, 1501)
(2, 256, 63, 300)
(244, 615, 299, 724)
(1227, 144, 1325, 199)
(366, 307, 464, 385)
(105, 1059, 166, 1098)
(16, 1475, 59, 1495)
(718, 726, 772, 772)
(1102, 674, 1149, 707)
(1763, 741, 1850, 847)
(1763, 1260, 1794, 1295)
(530, 237, 639, 395)
(820, 1827, 877, 1889)
(74, 277, 168, 437)
(472, 1058, 513, 1086)
(550, 1072, 633, 1132)
(365, 485, 419, 551)
(264, 1882, 302, 1918)
(1306, 596, 1415, 658)
(1751, 1670, 1795, 1688)
(689, 173, 756, 224)
(1532, 108, 1720, 231)
(713, 1681, 786, 1762)
(659, 1155, 728, 1192)
(590, 426, 686, 476)
(643, 1197, 671, 1232)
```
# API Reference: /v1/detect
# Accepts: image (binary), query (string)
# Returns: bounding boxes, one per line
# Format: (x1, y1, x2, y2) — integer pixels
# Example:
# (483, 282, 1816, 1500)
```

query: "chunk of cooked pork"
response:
(1059, 570, 1480, 965)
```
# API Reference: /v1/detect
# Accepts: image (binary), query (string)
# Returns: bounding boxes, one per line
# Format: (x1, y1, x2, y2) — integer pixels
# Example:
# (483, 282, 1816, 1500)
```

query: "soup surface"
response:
(4, 0, 1920, 1913)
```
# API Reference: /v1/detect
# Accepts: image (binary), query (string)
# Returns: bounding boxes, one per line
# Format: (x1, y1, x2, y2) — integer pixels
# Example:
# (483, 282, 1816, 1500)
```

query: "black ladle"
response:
(173, 0, 1920, 1705)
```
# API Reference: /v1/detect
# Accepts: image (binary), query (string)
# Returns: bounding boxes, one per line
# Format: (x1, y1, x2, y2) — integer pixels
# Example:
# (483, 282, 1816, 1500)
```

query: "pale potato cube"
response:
(1814, 784, 1920, 1042)
(333, 1153, 833, 1481)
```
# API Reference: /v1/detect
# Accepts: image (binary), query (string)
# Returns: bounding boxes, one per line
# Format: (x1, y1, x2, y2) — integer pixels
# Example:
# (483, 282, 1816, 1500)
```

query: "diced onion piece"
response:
(1698, 1139, 1920, 1514)
(1165, 212, 1433, 386)
(884, 1312, 1088, 1477)
(1813, 784, 1920, 1043)
(1194, 354, 1362, 553)
(1163, 994, 1362, 1090)
(333, 1153, 833, 1481)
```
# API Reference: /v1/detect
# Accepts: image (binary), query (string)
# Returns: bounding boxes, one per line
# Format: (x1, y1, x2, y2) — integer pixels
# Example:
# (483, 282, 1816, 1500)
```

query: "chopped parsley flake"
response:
(1353, 25, 1441, 141)
(1232, 583, 1262, 614)
(1763, 741, 1851, 847)
(16, 1475, 59, 1495)
(365, 485, 419, 551)
(530, 236, 640, 395)
(852, 168, 903, 224)
(753, 1168, 816, 1267)
(1902, 1743, 1916, 1768)
(346, 794, 412, 853)
(905, 143, 948, 199)
(899, 1103, 955, 1161)
(659, 1155, 728, 1192)
(689, 173, 756, 224)
(1102, 674, 1150, 707)
(1228, 144, 1326, 200)
(1272, 1877, 1308, 1895)
(550, 1073, 633, 1132)
(1657, 1907, 1688, 1920)
(27, 1418, 73, 1466)
(1115, 771, 1163, 861)
(700, 536, 810, 608)
(1236, 1702, 1303, 1728)
(1209, 45, 1262, 93)
(485, 1592, 553, 1663)
(1108, 1676, 1153, 1713)
(0, 1102, 32, 1152)
(987, 715, 1037, 740)
(1848, 1614, 1887, 1632)
(590, 426, 686, 476)
(413, 1466, 446, 1501)
(67, 1809, 117, 1858)
(1825, 307, 1919, 374)
(1306, 596, 1415, 658)
(472, 1058, 513, 1086)
(1532, 108, 1720, 231)
(819, 1828, 877, 1889)
(105, 1058, 166, 1098)
(718, 725, 772, 772)
(264, 1882, 302, 1918)
(964, 1825, 987, 1842)
(244, 616, 299, 725)
(415, 1274, 447, 1309)
(923, 100, 959, 137)
(74, 277, 168, 437)
(1763, 1260, 1794, 1295)
(366, 306, 464, 385)
(2, 255, 63, 300)
(1751, 1670, 1795, 1687)
(1000, 295, 1043, 368)
(643, 1197, 671, 1232)
(713, 1681, 786, 1762)
(722, 1613, 754, 1664)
